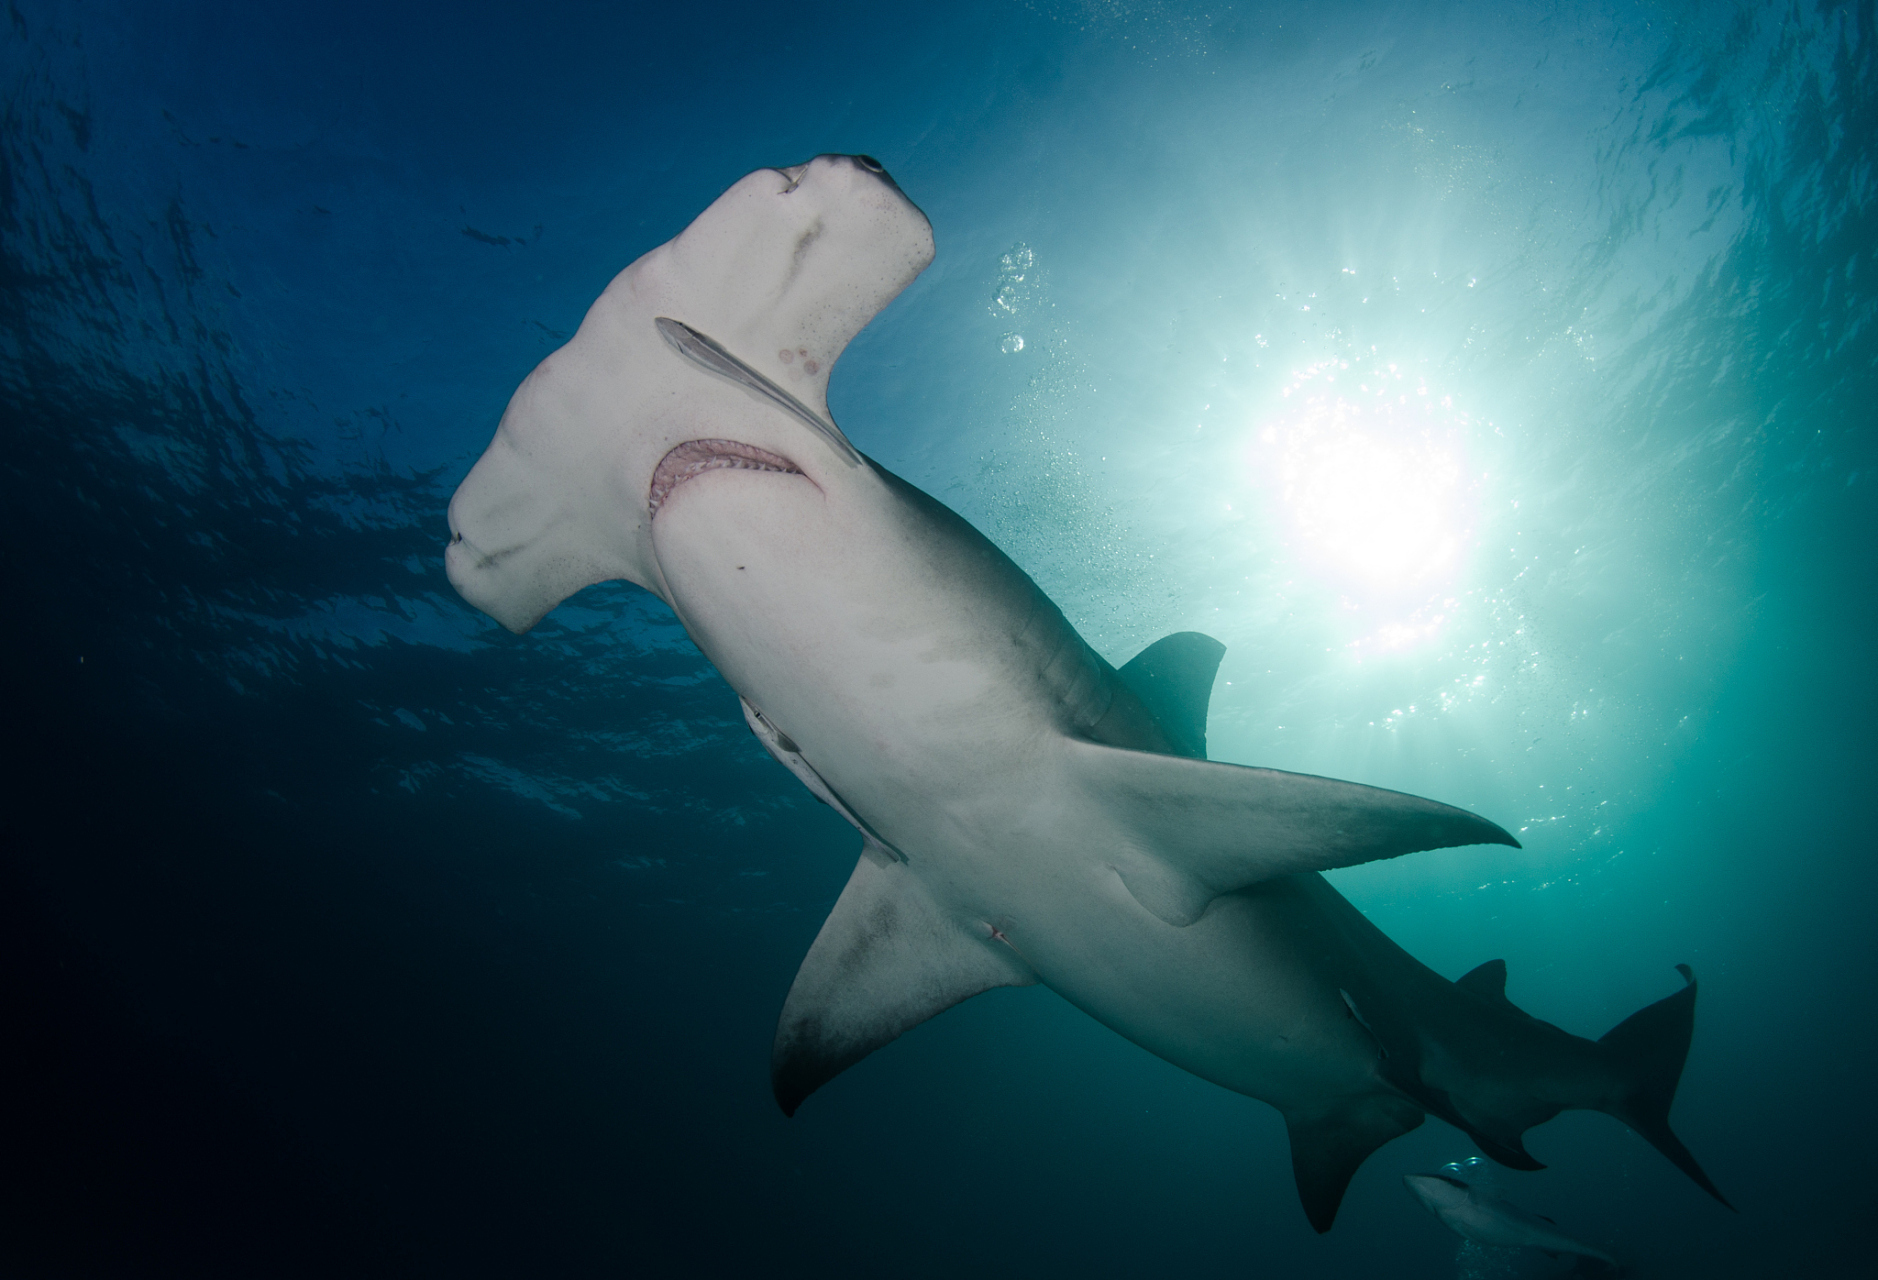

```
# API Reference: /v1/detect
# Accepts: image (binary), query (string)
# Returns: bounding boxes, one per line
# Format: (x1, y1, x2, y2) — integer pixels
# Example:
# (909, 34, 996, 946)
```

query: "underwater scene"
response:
(4, 1, 1874, 1276)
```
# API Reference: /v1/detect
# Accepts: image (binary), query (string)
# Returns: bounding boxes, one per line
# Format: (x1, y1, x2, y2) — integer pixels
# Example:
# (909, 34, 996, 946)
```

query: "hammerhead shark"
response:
(444, 154, 1729, 1230)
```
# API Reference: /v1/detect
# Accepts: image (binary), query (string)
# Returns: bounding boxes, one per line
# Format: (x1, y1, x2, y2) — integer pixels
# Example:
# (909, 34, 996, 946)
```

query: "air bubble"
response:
(990, 243, 1036, 318)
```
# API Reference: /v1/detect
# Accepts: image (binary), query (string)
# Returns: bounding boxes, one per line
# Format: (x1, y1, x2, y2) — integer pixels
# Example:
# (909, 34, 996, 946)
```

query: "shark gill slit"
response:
(646, 439, 803, 519)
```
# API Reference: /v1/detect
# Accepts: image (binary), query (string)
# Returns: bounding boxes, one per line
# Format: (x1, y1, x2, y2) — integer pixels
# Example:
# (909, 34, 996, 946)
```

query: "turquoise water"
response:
(3, 1, 1872, 1275)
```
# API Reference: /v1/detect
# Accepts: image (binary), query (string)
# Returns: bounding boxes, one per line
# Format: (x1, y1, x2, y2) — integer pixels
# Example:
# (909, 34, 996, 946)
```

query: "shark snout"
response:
(443, 504, 536, 634)
(1403, 1173, 1470, 1212)
(767, 153, 921, 214)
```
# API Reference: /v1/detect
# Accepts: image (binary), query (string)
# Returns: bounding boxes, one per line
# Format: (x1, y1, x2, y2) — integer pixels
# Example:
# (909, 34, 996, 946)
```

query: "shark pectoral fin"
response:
(1115, 631, 1226, 760)
(1284, 1094, 1426, 1233)
(772, 852, 1038, 1116)
(1070, 741, 1520, 927)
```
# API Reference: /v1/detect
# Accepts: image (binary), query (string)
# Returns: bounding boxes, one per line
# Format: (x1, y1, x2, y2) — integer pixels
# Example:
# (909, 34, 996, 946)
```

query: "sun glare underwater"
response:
(4, 1, 1876, 1277)
(1253, 352, 1476, 647)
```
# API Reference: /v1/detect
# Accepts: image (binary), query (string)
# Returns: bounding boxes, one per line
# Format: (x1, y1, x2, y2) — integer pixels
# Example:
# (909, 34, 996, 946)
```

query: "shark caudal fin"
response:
(1597, 965, 1734, 1210)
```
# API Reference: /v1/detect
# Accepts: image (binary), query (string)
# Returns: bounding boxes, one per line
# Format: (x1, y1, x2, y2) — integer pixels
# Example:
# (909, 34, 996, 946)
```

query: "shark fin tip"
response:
(771, 1075, 809, 1118)
(1481, 819, 1521, 849)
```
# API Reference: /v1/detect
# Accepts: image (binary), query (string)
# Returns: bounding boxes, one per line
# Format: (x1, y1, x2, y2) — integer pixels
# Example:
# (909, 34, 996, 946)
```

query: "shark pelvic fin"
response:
(1339, 983, 1550, 1173)
(1464, 1130, 1548, 1172)
(1115, 631, 1226, 761)
(1284, 1093, 1426, 1232)
(1070, 742, 1521, 927)
(772, 851, 1038, 1116)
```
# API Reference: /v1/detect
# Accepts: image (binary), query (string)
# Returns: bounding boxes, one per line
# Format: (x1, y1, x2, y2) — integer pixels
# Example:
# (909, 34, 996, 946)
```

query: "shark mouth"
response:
(648, 438, 802, 519)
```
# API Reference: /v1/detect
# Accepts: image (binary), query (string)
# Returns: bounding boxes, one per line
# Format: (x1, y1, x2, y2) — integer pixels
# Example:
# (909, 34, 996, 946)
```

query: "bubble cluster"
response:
(991, 243, 1035, 317)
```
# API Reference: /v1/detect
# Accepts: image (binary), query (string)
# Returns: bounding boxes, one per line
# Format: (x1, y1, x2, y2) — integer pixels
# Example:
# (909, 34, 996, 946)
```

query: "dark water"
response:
(4, 1, 1873, 1275)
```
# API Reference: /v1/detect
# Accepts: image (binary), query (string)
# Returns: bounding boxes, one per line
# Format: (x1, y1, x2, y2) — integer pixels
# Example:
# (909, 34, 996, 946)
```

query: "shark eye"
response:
(854, 154, 885, 173)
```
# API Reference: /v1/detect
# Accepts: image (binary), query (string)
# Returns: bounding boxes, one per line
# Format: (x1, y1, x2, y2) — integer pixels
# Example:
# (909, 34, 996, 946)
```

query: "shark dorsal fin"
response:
(772, 849, 1037, 1115)
(1457, 958, 1511, 1003)
(1116, 632, 1227, 760)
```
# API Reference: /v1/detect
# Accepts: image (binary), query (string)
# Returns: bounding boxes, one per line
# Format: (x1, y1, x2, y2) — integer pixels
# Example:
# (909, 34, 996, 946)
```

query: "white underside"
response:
(649, 457, 1384, 1107)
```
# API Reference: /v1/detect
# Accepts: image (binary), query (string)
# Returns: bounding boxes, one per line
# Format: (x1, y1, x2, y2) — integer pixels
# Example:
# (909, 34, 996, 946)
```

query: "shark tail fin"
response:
(1596, 965, 1734, 1210)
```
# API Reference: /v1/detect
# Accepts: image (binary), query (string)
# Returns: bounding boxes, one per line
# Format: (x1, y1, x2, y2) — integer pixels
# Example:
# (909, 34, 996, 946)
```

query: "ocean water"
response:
(3, 1, 1872, 1275)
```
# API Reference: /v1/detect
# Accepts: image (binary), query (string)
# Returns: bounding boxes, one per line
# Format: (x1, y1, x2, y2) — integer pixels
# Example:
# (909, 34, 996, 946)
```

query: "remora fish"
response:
(1406, 1158, 1617, 1268)
(444, 154, 1731, 1230)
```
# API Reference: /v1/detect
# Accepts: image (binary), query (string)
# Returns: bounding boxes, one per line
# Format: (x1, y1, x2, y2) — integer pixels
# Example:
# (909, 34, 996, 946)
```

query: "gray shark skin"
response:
(1407, 1159, 1617, 1268)
(444, 155, 1730, 1232)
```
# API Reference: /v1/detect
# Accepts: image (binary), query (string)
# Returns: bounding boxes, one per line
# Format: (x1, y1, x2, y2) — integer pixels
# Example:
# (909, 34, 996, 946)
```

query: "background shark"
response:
(445, 155, 1731, 1231)
(1407, 1157, 1617, 1270)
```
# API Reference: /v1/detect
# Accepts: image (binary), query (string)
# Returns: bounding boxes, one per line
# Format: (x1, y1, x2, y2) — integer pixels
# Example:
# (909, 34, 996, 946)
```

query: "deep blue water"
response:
(3, 1, 1874, 1276)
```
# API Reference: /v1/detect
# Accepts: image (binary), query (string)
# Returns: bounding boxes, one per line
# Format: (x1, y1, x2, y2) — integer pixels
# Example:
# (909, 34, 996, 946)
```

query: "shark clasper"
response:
(444, 155, 1731, 1231)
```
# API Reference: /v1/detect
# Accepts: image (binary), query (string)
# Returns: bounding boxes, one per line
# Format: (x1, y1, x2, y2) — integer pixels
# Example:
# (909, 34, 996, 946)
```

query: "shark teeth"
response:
(647, 438, 802, 519)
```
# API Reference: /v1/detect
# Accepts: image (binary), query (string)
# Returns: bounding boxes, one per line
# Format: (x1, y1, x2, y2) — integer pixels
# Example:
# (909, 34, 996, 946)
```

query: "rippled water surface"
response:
(5, 2, 1873, 1275)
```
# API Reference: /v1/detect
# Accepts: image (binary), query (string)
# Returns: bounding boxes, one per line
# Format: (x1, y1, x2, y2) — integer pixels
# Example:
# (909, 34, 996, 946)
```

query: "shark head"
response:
(1405, 1161, 1619, 1266)
(445, 154, 934, 632)
(1403, 1172, 1473, 1215)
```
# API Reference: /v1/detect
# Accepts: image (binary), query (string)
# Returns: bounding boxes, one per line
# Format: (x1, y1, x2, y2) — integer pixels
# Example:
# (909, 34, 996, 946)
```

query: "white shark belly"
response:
(1007, 871, 1386, 1105)
(647, 461, 1104, 833)
(650, 463, 1381, 1109)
